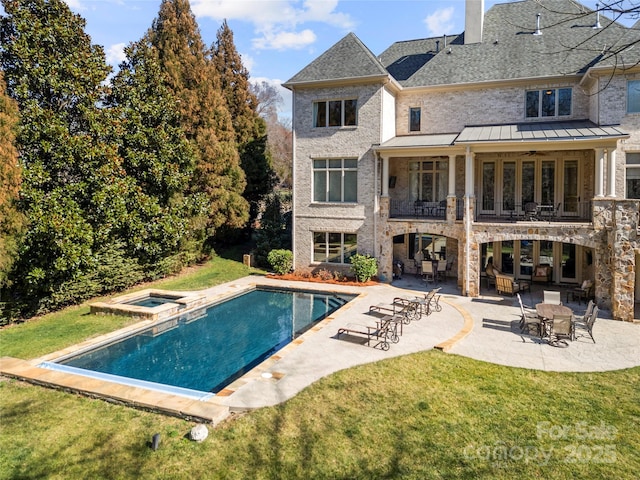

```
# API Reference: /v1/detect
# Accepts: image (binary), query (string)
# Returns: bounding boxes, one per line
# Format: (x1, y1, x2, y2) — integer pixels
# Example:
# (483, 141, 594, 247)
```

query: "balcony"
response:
(388, 198, 591, 223)
(475, 200, 592, 223)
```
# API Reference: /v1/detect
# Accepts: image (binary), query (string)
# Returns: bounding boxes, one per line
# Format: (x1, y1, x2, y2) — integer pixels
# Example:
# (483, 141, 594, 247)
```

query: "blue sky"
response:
(15, 1, 629, 115)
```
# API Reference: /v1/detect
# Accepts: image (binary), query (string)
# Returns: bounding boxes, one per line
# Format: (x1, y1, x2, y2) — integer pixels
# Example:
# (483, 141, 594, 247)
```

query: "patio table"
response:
(536, 303, 573, 338)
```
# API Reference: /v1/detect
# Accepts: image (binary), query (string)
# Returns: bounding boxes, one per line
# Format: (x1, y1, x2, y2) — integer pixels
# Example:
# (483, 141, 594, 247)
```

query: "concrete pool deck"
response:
(1, 275, 639, 423)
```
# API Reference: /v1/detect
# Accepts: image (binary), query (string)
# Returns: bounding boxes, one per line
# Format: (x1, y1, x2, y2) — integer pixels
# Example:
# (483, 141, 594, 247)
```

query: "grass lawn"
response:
(1, 257, 639, 479)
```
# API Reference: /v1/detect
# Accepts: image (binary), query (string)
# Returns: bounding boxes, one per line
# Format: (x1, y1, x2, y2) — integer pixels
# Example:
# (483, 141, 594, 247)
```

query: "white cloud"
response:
(240, 51, 255, 73)
(192, 0, 353, 51)
(106, 42, 127, 67)
(64, 0, 84, 10)
(424, 7, 455, 36)
(252, 29, 316, 51)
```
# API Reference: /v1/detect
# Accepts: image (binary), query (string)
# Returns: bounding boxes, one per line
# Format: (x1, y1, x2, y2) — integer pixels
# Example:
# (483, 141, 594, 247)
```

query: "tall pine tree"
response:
(212, 20, 276, 228)
(146, 0, 249, 245)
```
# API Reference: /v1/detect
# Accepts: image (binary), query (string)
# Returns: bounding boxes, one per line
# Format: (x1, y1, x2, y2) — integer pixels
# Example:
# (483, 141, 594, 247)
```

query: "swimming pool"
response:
(44, 288, 354, 398)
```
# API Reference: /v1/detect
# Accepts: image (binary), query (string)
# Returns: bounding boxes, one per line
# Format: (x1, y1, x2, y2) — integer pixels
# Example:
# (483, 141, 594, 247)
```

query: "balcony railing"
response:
(388, 198, 591, 223)
(389, 200, 446, 220)
(475, 200, 592, 223)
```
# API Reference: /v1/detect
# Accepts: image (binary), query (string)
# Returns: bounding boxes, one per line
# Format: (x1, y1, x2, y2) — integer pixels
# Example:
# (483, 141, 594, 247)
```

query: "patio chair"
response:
(436, 260, 447, 282)
(568, 280, 594, 305)
(524, 201, 538, 221)
(573, 300, 594, 325)
(543, 290, 562, 305)
(517, 293, 541, 335)
(576, 305, 598, 343)
(422, 260, 435, 283)
(549, 313, 575, 345)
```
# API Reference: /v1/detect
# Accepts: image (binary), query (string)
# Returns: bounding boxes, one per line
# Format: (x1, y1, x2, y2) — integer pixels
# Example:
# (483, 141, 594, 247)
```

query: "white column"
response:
(381, 155, 389, 197)
(448, 154, 456, 196)
(594, 148, 604, 197)
(465, 148, 474, 196)
(606, 149, 616, 197)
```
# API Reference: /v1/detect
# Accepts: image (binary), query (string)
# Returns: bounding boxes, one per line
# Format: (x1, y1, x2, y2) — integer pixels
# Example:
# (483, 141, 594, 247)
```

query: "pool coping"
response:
(0, 280, 379, 423)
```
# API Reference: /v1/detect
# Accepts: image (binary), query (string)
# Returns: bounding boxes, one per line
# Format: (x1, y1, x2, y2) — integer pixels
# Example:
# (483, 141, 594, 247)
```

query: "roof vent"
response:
(593, 3, 602, 29)
(533, 13, 542, 35)
(436, 40, 440, 52)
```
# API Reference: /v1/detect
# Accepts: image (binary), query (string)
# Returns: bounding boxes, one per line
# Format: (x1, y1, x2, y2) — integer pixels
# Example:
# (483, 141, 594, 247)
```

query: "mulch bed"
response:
(266, 273, 379, 287)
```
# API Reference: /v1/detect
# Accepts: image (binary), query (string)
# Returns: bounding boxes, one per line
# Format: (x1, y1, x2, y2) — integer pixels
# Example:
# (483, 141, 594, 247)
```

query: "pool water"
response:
(124, 295, 182, 308)
(58, 288, 354, 394)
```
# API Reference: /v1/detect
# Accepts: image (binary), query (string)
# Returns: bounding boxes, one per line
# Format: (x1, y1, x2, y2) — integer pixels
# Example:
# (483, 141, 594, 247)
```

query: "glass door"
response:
(560, 243, 578, 283)
(481, 162, 496, 213)
(563, 159, 579, 216)
(519, 240, 534, 278)
(502, 162, 516, 216)
(521, 161, 535, 215)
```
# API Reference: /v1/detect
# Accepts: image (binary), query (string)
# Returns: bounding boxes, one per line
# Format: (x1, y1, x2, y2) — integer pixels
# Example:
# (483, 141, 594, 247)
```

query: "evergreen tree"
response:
(212, 20, 276, 228)
(106, 40, 208, 273)
(0, 71, 24, 289)
(0, 0, 137, 314)
(146, 0, 249, 244)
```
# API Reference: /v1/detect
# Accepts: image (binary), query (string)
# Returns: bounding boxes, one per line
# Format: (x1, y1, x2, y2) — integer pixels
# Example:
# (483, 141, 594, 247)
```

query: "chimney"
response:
(465, 0, 485, 44)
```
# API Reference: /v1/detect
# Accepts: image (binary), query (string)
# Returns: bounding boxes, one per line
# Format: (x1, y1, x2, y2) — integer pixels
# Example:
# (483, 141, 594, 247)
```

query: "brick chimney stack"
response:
(465, 0, 485, 44)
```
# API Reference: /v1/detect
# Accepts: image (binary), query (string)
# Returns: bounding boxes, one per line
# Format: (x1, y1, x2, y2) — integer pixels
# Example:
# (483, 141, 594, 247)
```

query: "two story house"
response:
(284, 0, 640, 321)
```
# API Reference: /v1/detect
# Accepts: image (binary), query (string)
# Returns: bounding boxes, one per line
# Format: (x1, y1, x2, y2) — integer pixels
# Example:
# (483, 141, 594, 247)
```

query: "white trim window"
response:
(525, 88, 572, 118)
(627, 80, 640, 113)
(625, 153, 640, 198)
(313, 158, 358, 203)
(313, 232, 357, 264)
(313, 99, 357, 127)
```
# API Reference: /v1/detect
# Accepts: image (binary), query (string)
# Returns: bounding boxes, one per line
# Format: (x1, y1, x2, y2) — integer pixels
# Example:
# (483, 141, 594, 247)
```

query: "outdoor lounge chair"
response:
(495, 274, 529, 296)
(532, 264, 552, 284)
(337, 315, 400, 350)
(369, 301, 415, 325)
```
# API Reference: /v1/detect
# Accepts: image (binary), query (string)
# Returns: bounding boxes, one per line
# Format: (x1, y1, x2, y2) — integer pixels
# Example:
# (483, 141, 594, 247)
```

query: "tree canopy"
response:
(146, 0, 249, 243)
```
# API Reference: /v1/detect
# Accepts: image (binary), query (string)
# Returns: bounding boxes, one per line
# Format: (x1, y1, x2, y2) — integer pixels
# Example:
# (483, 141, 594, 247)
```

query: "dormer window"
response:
(313, 99, 357, 127)
(525, 88, 572, 118)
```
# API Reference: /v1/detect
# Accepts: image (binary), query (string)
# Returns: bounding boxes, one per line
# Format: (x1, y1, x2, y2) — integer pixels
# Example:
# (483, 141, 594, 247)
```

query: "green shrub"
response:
(267, 249, 293, 275)
(349, 254, 378, 282)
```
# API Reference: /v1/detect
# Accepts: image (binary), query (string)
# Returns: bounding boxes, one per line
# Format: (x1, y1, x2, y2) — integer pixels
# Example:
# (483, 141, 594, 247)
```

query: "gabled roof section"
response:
(283, 32, 388, 88)
(379, 0, 634, 87)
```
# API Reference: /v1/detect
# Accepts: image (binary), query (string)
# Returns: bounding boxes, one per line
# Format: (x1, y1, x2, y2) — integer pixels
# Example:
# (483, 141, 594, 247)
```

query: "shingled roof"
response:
(283, 32, 388, 87)
(286, 0, 638, 89)
(381, 0, 635, 87)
